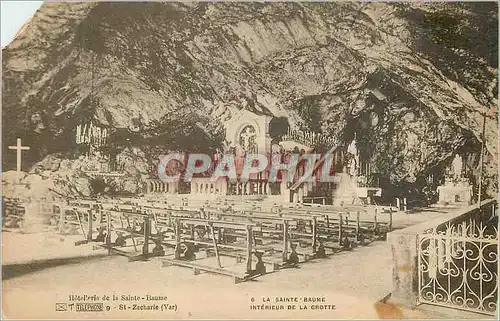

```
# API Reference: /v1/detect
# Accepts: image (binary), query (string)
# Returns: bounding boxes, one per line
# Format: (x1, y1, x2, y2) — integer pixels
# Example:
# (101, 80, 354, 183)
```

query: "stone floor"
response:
(2, 236, 388, 319)
(2, 203, 495, 319)
(2, 230, 108, 266)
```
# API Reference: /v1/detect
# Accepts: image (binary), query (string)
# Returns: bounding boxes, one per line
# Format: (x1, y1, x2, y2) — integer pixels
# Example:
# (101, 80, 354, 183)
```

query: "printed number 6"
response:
(251, 297, 255, 302)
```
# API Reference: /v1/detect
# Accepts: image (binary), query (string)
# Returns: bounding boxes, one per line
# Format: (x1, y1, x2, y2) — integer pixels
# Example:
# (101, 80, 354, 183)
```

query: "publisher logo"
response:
(55, 303, 67, 312)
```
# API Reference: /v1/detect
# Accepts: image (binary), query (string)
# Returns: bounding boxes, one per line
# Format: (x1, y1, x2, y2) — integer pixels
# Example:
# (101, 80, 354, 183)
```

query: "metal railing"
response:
(417, 201, 498, 316)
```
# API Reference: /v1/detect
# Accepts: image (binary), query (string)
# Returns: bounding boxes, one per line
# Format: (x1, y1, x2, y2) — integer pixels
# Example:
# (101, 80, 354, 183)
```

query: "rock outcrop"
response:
(2, 2, 498, 199)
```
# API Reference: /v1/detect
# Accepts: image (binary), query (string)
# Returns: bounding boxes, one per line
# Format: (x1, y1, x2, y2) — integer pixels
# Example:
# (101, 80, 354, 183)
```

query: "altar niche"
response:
(437, 154, 472, 206)
(225, 109, 272, 155)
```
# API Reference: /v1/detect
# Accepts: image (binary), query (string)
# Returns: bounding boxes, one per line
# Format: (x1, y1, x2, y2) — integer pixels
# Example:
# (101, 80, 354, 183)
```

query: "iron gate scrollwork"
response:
(418, 220, 498, 316)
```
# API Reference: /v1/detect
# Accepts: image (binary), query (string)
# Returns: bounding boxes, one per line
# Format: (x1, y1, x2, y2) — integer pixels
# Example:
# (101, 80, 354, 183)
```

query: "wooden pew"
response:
(64, 197, 392, 276)
(92, 210, 155, 262)
(161, 218, 270, 283)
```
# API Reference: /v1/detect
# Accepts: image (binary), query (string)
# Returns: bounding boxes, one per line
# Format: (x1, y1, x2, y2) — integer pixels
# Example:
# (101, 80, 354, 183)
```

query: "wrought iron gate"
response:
(418, 220, 498, 316)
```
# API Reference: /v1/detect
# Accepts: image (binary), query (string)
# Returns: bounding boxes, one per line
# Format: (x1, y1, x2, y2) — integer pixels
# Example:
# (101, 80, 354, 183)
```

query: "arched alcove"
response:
(269, 117, 290, 143)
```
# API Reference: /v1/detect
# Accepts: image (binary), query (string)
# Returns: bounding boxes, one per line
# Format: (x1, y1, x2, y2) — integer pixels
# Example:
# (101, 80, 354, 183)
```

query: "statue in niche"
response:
(346, 133, 360, 177)
(451, 154, 463, 181)
(239, 125, 257, 153)
(235, 145, 246, 177)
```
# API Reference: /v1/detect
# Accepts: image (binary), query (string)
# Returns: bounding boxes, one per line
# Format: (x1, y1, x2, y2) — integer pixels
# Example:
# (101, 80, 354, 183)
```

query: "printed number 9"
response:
(106, 306, 111, 311)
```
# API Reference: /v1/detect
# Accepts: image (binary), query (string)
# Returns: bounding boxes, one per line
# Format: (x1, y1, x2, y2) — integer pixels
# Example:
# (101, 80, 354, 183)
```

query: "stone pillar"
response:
(386, 232, 419, 308)
(298, 188, 304, 203)
(281, 181, 289, 202)
(220, 180, 227, 196)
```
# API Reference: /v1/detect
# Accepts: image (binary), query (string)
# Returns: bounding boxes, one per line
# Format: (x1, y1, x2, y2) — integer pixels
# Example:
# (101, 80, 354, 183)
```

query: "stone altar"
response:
(437, 179, 472, 205)
(437, 155, 472, 206)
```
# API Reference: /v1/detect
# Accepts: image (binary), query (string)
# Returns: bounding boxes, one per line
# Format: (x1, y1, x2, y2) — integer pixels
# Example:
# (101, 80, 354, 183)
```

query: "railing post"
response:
(312, 216, 317, 253)
(174, 218, 181, 259)
(282, 220, 289, 262)
(389, 207, 393, 232)
(87, 209, 93, 242)
(338, 213, 343, 246)
(105, 211, 111, 254)
(246, 225, 253, 273)
(356, 211, 360, 243)
(142, 215, 150, 256)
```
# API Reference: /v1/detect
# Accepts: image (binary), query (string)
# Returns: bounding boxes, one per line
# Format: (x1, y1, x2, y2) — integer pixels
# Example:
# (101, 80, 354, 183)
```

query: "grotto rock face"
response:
(2, 2, 498, 197)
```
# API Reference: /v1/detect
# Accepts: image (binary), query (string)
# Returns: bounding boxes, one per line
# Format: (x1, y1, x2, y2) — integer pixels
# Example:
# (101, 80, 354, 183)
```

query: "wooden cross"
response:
(8, 138, 30, 172)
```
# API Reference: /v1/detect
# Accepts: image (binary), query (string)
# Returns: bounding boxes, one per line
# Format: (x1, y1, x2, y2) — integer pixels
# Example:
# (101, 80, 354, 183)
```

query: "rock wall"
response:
(2, 2, 498, 198)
